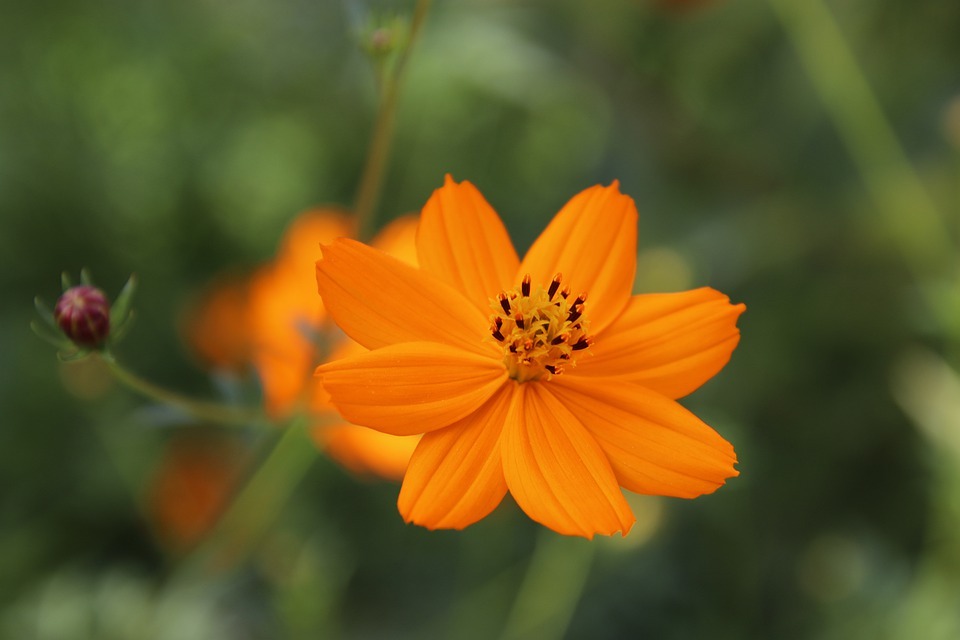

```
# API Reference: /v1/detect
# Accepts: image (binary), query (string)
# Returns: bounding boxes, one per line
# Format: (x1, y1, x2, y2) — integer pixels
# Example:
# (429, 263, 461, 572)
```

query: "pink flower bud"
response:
(54, 285, 111, 348)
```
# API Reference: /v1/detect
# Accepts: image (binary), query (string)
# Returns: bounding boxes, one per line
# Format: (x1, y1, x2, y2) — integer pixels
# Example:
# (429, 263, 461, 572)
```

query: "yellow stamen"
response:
(488, 273, 592, 382)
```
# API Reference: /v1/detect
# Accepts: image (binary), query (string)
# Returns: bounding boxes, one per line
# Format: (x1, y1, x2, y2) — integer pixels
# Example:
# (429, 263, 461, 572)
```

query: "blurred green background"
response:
(3, 0, 960, 638)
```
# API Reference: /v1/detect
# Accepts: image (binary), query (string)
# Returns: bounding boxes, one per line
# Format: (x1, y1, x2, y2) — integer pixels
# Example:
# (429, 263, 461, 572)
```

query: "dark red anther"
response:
(547, 274, 562, 300)
(514, 313, 525, 330)
(571, 337, 590, 351)
(521, 274, 531, 297)
(544, 365, 557, 375)
(550, 334, 567, 345)
(567, 294, 586, 322)
(499, 293, 511, 314)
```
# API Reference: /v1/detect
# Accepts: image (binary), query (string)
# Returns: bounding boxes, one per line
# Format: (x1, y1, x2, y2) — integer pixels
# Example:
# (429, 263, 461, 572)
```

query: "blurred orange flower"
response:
(182, 273, 253, 374)
(316, 176, 744, 538)
(183, 209, 420, 480)
(146, 432, 249, 551)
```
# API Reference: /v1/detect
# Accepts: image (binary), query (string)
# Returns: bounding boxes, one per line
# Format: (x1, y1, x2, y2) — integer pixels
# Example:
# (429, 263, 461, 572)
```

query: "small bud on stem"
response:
(55, 285, 111, 348)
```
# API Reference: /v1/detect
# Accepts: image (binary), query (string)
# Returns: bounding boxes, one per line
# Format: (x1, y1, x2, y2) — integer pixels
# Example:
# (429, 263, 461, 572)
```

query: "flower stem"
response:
(352, 0, 434, 242)
(766, 0, 954, 275)
(499, 530, 597, 640)
(98, 352, 268, 427)
(172, 418, 319, 578)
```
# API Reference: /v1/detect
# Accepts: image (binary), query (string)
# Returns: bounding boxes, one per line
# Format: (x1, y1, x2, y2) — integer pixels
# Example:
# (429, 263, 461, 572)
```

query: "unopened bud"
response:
(359, 16, 408, 64)
(368, 27, 394, 55)
(55, 285, 110, 348)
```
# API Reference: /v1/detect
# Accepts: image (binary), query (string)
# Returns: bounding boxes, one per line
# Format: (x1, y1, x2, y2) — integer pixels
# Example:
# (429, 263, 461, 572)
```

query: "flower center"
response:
(488, 273, 592, 382)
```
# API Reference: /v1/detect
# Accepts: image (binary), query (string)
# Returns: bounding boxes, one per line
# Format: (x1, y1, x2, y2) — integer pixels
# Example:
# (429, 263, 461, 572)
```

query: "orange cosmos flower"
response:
(316, 176, 744, 538)
(183, 209, 420, 480)
(146, 432, 249, 551)
(182, 273, 254, 374)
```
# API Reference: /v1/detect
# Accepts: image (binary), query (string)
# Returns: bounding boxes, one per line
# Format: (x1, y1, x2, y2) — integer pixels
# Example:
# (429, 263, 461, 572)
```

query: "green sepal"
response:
(61, 271, 73, 292)
(34, 296, 57, 330)
(109, 274, 137, 331)
(110, 309, 136, 345)
(31, 320, 72, 350)
(57, 348, 91, 363)
(80, 268, 93, 287)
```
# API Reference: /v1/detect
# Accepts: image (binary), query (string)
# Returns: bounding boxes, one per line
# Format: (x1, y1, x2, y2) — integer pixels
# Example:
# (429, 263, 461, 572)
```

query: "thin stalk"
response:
(99, 352, 267, 427)
(172, 418, 319, 578)
(766, 0, 953, 275)
(499, 530, 597, 640)
(352, 0, 434, 241)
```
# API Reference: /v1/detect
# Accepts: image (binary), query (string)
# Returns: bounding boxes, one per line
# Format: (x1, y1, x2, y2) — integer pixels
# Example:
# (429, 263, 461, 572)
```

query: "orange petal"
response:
(180, 273, 253, 373)
(398, 383, 512, 529)
(551, 376, 738, 498)
(146, 432, 249, 551)
(371, 214, 420, 267)
(248, 263, 317, 417)
(316, 238, 494, 356)
(308, 338, 368, 412)
(416, 176, 520, 314)
(518, 183, 637, 334)
(576, 288, 745, 399)
(501, 383, 635, 538)
(309, 341, 421, 480)
(273, 208, 354, 299)
(317, 342, 508, 436)
(314, 422, 420, 481)
(243, 209, 352, 415)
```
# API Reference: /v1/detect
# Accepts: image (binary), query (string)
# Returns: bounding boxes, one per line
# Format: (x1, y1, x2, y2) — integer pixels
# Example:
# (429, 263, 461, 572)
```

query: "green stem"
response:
(352, 0, 434, 241)
(766, 0, 954, 275)
(99, 353, 267, 427)
(173, 418, 319, 578)
(499, 530, 597, 640)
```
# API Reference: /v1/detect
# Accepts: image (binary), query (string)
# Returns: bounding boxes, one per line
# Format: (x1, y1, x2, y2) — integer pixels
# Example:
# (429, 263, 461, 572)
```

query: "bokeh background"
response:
(3, 0, 960, 638)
